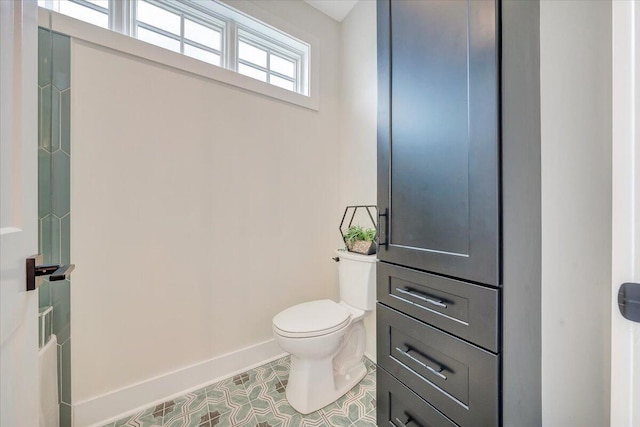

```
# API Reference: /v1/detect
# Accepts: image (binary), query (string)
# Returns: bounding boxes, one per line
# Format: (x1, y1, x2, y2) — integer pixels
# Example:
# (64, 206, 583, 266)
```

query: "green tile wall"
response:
(38, 27, 72, 427)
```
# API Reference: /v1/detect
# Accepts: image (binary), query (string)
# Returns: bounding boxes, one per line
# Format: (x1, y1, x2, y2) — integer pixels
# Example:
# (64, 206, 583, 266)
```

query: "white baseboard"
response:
(74, 339, 285, 427)
(364, 351, 377, 364)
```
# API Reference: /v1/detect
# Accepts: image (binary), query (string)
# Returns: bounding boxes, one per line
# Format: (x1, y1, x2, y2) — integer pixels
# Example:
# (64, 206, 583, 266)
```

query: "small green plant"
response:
(343, 225, 376, 245)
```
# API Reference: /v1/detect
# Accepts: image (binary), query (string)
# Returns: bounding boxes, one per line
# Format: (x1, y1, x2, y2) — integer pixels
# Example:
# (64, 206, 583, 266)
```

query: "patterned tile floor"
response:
(104, 356, 377, 427)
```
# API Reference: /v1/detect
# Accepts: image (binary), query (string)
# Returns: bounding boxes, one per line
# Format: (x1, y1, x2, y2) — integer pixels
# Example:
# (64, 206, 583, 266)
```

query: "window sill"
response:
(38, 6, 320, 111)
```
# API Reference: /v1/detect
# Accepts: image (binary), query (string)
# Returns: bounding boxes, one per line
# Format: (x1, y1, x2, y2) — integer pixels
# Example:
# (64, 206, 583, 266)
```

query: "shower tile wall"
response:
(38, 27, 72, 427)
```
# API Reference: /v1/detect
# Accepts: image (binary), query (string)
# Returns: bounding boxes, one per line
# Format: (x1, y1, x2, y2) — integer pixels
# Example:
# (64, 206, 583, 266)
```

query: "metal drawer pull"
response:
(395, 418, 408, 427)
(395, 415, 420, 427)
(396, 288, 447, 308)
(395, 346, 448, 381)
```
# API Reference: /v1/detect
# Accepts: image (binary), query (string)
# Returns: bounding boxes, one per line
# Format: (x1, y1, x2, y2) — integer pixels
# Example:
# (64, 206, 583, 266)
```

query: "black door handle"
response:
(618, 282, 640, 322)
(26, 254, 75, 291)
(378, 208, 388, 248)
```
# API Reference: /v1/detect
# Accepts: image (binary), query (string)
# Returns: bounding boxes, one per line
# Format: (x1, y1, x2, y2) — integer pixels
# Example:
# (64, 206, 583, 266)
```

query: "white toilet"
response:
(272, 249, 376, 414)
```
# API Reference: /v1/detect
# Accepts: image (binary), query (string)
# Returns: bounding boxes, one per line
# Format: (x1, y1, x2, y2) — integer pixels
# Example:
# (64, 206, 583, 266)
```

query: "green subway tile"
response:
(53, 320, 70, 346)
(51, 215, 61, 265)
(61, 214, 70, 265)
(61, 89, 70, 155)
(51, 151, 70, 217)
(57, 344, 63, 401)
(39, 86, 52, 151)
(61, 339, 71, 404)
(38, 148, 51, 219)
(40, 215, 52, 265)
(39, 281, 51, 311)
(60, 402, 72, 427)
(52, 279, 70, 343)
(41, 26, 73, 417)
(52, 88, 60, 152)
(38, 28, 51, 87)
(52, 33, 70, 91)
(38, 87, 43, 145)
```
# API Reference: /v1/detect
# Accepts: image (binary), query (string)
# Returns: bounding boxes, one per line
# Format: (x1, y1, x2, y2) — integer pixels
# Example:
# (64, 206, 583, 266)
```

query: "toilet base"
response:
(285, 356, 367, 414)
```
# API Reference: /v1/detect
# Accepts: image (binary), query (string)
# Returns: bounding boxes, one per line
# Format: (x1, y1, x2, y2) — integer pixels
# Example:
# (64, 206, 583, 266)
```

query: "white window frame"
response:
(39, 0, 110, 28)
(169, 0, 310, 96)
(237, 27, 304, 94)
(39, 0, 312, 98)
(133, 0, 227, 66)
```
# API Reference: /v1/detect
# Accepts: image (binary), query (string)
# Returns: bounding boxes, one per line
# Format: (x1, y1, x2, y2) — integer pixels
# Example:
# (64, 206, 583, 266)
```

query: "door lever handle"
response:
(47, 264, 75, 281)
(619, 282, 640, 322)
(26, 254, 75, 291)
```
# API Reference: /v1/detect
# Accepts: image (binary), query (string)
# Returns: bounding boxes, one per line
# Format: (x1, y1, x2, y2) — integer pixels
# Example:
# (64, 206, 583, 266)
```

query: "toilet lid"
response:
(272, 299, 351, 338)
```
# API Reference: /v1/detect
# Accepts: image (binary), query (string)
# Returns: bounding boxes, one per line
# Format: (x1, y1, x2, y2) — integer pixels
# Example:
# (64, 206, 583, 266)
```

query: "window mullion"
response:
(123, 0, 134, 36)
(297, 58, 302, 94)
(184, 40, 221, 56)
(110, 0, 122, 34)
(270, 70, 295, 83)
(131, 0, 138, 37)
(238, 59, 268, 74)
(137, 22, 181, 41)
(227, 20, 238, 72)
(71, 0, 108, 14)
(266, 47, 271, 83)
(180, 13, 185, 54)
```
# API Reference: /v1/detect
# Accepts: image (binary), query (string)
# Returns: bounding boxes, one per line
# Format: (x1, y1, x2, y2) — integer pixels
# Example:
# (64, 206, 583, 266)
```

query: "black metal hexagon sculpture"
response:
(339, 205, 378, 255)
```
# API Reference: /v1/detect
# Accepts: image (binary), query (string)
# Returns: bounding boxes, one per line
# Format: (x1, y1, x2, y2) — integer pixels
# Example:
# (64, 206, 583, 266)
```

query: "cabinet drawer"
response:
(377, 262, 499, 352)
(377, 367, 459, 427)
(377, 304, 499, 427)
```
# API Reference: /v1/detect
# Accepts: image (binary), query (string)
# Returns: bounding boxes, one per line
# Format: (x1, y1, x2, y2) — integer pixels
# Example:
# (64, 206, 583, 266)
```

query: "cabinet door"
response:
(377, 0, 500, 286)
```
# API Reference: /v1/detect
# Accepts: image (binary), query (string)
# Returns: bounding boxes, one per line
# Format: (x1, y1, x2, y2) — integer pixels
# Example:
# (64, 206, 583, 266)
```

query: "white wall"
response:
(540, 1, 612, 426)
(70, 0, 342, 410)
(339, 0, 377, 361)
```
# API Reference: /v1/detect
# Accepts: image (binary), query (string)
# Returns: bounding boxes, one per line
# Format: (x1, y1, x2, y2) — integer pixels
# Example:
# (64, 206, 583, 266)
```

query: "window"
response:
(135, 1, 224, 66)
(238, 30, 300, 92)
(38, 0, 310, 95)
(38, 0, 109, 29)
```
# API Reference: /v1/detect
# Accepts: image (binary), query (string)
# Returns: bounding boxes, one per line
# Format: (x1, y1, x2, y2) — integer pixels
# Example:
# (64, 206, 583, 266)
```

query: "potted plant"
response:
(343, 225, 377, 255)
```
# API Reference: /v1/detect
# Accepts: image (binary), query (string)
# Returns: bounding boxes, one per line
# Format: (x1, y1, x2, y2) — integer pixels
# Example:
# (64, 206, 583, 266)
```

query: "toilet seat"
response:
(273, 299, 351, 338)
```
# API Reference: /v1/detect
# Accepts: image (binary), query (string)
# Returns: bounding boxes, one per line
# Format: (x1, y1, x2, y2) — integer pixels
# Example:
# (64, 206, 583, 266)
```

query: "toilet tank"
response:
(336, 249, 376, 310)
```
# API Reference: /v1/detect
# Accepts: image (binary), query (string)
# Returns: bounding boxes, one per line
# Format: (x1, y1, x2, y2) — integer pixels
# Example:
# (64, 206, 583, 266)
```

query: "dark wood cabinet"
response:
(377, 0, 500, 287)
(377, 262, 500, 352)
(377, 304, 499, 427)
(377, 368, 458, 427)
(376, 1, 542, 426)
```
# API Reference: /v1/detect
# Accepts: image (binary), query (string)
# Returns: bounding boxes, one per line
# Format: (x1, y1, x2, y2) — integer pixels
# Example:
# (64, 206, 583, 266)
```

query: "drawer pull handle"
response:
(394, 416, 416, 427)
(396, 288, 447, 308)
(395, 346, 448, 381)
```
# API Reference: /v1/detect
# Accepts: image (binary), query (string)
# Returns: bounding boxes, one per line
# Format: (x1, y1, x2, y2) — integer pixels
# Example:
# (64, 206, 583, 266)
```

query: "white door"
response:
(612, 2, 640, 426)
(0, 0, 40, 426)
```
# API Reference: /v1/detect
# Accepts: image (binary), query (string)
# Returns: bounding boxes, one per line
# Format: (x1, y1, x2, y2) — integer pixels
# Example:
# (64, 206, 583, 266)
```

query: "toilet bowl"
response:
(272, 249, 376, 414)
